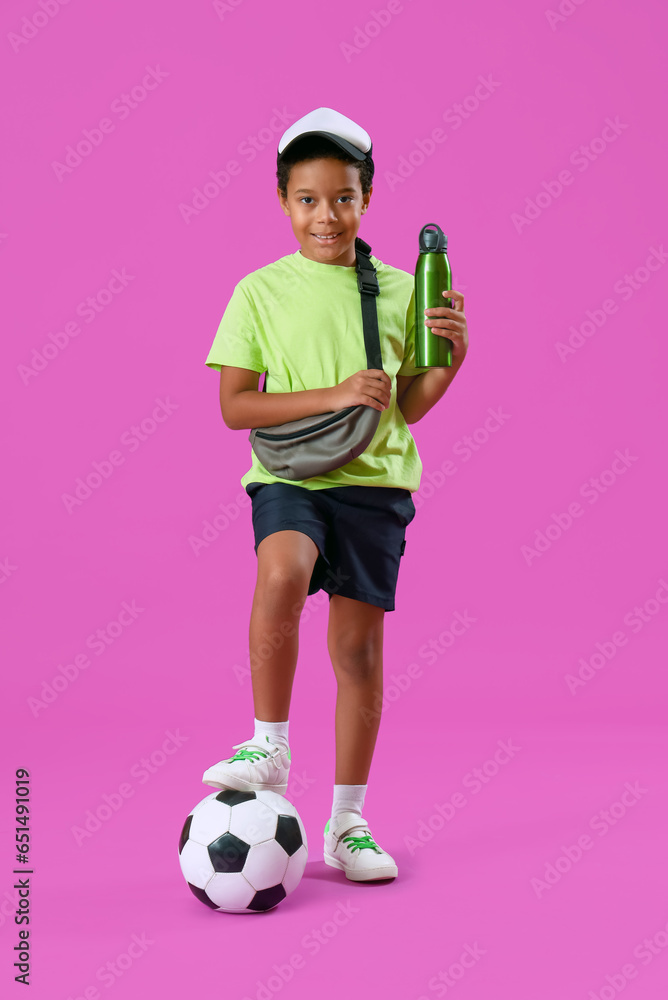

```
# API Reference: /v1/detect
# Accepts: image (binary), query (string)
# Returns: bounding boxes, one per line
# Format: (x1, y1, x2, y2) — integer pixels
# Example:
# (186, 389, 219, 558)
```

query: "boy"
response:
(202, 107, 468, 881)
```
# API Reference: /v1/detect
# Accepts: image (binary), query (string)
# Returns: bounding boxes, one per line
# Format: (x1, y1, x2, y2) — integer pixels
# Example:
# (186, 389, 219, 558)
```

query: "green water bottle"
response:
(415, 223, 452, 367)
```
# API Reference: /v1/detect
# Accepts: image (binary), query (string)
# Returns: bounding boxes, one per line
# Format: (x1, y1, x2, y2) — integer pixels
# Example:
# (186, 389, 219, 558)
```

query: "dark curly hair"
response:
(276, 135, 374, 199)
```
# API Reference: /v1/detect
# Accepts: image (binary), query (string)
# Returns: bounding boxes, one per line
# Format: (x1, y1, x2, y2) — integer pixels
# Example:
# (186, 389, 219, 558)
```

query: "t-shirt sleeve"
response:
(205, 281, 265, 373)
(397, 287, 431, 377)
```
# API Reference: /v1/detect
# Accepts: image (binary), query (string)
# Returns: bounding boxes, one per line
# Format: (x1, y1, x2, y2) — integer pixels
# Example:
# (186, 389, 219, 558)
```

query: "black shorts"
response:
(246, 482, 416, 612)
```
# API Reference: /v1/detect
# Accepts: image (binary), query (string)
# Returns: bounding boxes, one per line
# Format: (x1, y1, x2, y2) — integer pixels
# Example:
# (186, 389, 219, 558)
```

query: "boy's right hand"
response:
(328, 369, 392, 412)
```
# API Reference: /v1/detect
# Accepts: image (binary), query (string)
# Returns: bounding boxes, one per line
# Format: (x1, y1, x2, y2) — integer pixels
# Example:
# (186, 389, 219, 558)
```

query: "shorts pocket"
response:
(393, 495, 416, 528)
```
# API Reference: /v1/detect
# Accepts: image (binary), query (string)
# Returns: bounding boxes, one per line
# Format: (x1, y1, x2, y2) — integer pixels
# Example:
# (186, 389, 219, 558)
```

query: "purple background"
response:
(2, 0, 667, 997)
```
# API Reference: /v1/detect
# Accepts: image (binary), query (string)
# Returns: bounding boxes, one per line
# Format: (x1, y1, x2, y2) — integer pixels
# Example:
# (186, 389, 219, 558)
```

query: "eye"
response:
(298, 196, 354, 204)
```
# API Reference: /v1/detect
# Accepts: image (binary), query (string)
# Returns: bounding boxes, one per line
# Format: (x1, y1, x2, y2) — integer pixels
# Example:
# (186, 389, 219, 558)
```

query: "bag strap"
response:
(354, 235, 382, 371)
(261, 236, 381, 392)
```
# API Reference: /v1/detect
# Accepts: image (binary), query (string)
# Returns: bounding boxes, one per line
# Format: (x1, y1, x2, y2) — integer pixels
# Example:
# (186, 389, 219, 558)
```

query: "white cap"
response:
(277, 106, 372, 162)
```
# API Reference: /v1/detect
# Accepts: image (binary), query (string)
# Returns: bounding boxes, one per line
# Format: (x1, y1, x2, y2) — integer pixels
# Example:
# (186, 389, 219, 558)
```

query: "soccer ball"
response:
(178, 789, 308, 913)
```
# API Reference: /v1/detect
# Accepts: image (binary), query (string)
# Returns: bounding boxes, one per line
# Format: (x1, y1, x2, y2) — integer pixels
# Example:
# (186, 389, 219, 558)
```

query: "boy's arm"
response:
(397, 367, 461, 424)
(220, 367, 334, 430)
(397, 288, 468, 424)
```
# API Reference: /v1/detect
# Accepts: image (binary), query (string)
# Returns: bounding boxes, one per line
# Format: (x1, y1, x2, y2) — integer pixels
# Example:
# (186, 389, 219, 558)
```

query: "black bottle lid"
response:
(418, 223, 448, 253)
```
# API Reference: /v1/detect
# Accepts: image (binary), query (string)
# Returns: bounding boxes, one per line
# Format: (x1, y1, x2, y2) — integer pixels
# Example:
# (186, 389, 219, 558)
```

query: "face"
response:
(277, 157, 372, 266)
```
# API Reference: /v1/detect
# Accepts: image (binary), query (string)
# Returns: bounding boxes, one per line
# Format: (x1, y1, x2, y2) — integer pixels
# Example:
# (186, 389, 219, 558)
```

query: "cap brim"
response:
(278, 130, 370, 161)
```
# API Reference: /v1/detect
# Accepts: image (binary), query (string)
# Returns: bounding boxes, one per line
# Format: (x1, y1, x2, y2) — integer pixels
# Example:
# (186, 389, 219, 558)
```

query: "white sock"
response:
(331, 784, 367, 820)
(254, 717, 289, 749)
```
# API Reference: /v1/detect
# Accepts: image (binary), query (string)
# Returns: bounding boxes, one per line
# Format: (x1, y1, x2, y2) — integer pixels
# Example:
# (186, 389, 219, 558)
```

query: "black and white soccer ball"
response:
(178, 789, 308, 913)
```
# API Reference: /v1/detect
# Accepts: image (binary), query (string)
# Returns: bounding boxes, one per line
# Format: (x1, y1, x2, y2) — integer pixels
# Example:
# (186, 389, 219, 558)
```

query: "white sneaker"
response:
(202, 735, 291, 794)
(323, 811, 398, 881)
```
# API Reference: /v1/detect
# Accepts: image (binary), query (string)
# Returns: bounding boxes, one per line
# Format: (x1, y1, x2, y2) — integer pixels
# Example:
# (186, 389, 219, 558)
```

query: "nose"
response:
(316, 201, 339, 225)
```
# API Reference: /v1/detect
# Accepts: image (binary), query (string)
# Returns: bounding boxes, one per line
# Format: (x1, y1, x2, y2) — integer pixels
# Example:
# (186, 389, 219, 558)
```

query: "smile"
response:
(312, 232, 341, 241)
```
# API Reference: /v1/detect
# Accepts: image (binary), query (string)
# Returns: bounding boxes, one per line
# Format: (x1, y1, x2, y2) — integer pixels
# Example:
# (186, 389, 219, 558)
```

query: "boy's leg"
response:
(250, 529, 320, 721)
(326, 593, 385, 784)
(202, 526, 320, 791)
(323, 593, 398, 880)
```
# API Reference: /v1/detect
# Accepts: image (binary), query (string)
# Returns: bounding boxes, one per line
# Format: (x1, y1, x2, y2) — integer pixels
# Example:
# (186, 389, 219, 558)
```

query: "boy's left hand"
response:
(424, 290, 468, 368)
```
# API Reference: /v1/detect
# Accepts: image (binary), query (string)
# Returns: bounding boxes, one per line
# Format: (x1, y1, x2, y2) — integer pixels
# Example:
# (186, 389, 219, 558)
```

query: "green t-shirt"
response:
(205, 247, 429, 493)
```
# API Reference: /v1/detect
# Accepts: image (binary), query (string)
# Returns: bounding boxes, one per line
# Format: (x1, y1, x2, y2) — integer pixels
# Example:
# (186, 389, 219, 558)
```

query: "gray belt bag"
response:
(248, 236, 383, 482)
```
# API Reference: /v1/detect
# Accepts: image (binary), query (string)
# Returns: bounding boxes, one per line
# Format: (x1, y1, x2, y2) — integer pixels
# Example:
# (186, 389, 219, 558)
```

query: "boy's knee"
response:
(330, 635, 382, 682)
(257, 563, 311, 607)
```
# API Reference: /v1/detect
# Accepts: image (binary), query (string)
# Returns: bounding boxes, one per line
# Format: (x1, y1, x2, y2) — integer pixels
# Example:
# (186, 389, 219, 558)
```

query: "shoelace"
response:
(228, 746, 269, 762)
(342, 831, 382, 854)
(227, 740, 288, 766)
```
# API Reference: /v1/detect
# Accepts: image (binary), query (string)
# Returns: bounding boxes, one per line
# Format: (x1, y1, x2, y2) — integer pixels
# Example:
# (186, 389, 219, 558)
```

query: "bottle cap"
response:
(419, 223, 448, 253)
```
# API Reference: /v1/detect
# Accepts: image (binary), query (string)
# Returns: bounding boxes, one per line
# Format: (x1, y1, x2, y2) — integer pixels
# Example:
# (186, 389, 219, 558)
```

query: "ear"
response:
(276, 187, 290, 215)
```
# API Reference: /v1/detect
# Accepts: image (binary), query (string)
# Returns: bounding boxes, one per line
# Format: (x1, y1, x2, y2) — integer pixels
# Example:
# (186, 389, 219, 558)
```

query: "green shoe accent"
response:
(287, 748, 291, 761)
(324, 819, 330, 836)
(342, 832, 382, 854)
(228, 747, 269, 763)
